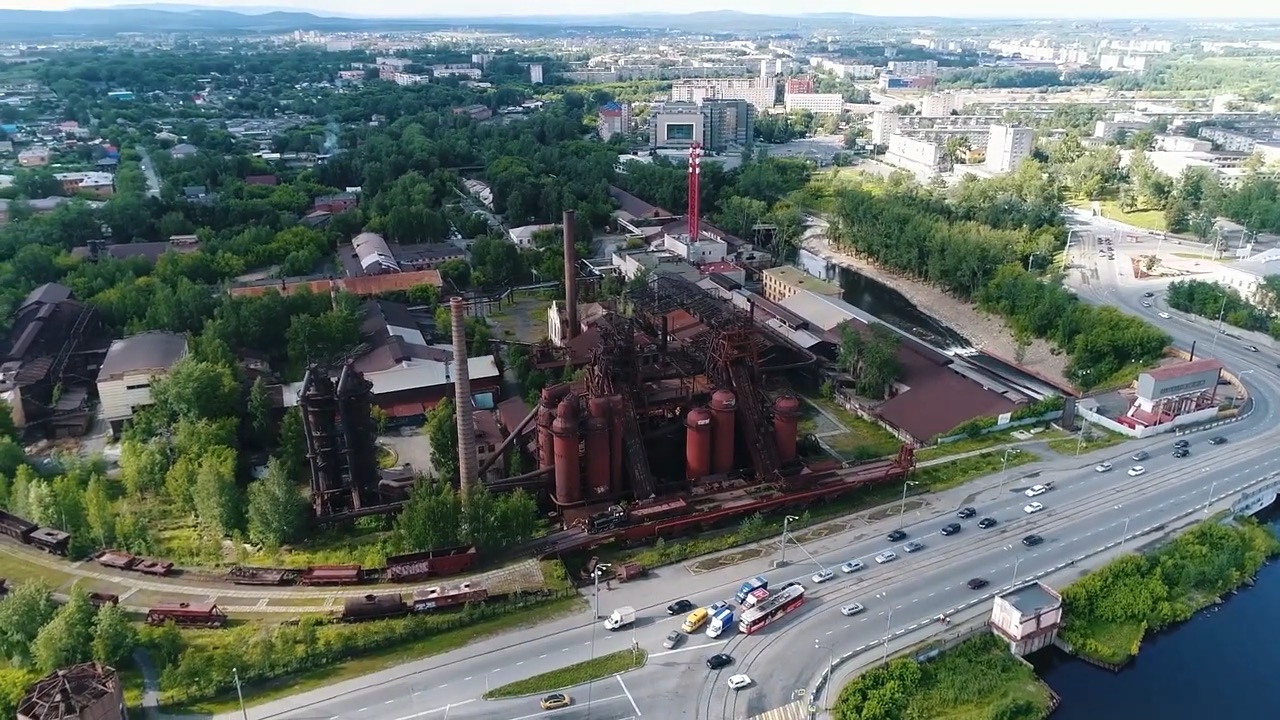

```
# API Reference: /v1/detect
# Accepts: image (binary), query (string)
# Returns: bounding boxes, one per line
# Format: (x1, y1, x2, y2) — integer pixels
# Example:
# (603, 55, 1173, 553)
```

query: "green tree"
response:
(0, 668, 39, 718)
(83, 476, 116, 547)
(92, 603, 138, 666)
(118, 439, 170, 497)
(393, 481, 462, 551)
(150, 357, 241, 421)
(0, 581, 57, 666)
(246, 458, 306, 550)
(32, 589, 95, 672)
(248, 376, 273, 437)
(277, 407, 307, 479)
(426, 398, 460, 480)
(7, 465, 35, 518)
(0, 399, 18, 441)
(193, 446, 240, 535)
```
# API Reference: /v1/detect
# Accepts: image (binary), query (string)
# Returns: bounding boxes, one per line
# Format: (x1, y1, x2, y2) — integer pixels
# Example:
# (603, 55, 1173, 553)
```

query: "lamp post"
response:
(876, 592, 893, 664)
(1075, 418, 1090, 456)
(815, 640, 835, 710)
(897, 481, 918, 526)
(1210, 292, 1230, 354)
(1118, 511, 1131, 549)
(780, 515, 799, 567)
(1010, 553, 1025, 586)
(593, 563, 611, 619)
(233, 668, 249, 720)
(998, 448, 1018, 490)
(1205, 481, 1218, 512)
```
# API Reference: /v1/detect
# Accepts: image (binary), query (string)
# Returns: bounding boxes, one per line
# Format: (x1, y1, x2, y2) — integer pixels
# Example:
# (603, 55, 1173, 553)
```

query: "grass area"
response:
(803, 396, 901, 461)
(833, 634, 1052, 720)
(1086, 361, 1154, 394)
(0, 551, 76, 587)
(914, 450, 1040, 492)
(375, 443, 399, 469)
(1098, 200, 1167, 232)
(1046, 425, 1128, 455)
(483, 648, 647, 699)
(1062, 619, 1146, 666)
(165, 595, 583, 715)
(916, 427, 1065, 461)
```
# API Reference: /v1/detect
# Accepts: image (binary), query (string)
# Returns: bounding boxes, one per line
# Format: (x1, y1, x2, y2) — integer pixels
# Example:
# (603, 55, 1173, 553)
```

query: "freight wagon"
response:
(341, 593, 410, 622)
(146, 602, 227, 628)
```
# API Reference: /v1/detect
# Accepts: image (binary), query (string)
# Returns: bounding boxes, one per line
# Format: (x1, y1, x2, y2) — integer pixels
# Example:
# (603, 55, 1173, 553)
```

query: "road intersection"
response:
(224, 211, 1280, 720)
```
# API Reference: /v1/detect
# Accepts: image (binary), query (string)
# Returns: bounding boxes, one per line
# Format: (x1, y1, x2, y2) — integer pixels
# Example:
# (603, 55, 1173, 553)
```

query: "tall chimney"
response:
(562, 209, 579, 341)
(450, 297, 479, 501)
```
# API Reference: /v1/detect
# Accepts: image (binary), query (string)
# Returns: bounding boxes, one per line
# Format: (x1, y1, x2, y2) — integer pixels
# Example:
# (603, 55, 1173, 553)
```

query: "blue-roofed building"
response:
(598, 101, 631, 141)
(0, 123, 19, 135)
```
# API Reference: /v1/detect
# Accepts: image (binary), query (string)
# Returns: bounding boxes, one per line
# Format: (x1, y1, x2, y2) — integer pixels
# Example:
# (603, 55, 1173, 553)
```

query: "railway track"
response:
(693, 439, 1265, 720)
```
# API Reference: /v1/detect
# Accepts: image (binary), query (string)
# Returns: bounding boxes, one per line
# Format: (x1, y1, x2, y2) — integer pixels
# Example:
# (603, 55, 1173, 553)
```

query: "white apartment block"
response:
(431, 64, 482, 79)
(886, 60, 938, 77)
(1103, 39, 1173, 54)
(920, 93, 962, 117)
(1099, 55, 1149, 73)
(784, 93, 844, 115)
(1154, 135, 1212, 153)
(529, 63, 544, 84)
(870, 111, 901, 145)
(671, 78, 776, 110)
(985, 124, 1035, 173)
(809, 57, 879, 79)
(375, 57, 412, 70)
(1093, 120, 1151, 141)
(885, 134, 948, 178)
(1198, 127, 1260, 153)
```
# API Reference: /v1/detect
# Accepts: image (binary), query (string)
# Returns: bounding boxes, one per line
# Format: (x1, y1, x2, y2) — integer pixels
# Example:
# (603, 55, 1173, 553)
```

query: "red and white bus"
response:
(738, 584, 805, 635)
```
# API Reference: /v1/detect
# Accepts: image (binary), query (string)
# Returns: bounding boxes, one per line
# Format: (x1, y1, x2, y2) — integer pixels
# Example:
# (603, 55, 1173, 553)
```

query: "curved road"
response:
(222, 211, 1280, 720)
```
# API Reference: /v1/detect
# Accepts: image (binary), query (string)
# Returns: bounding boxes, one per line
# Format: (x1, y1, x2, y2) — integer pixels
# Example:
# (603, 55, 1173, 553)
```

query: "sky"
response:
(2, 0, 1279, 19)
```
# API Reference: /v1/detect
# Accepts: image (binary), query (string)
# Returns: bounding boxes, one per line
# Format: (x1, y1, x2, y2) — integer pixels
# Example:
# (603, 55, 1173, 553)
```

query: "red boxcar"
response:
(94, 550, 139, 571)
(300, 565, 362, 586)
(146, 602, 227, 628)
(385, 545, 477, 582)
(411, 582, 489, 612)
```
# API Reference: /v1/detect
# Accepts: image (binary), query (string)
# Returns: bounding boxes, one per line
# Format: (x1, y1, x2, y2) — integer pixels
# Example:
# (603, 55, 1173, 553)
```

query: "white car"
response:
(1128, 465, 1146, 477)
(812, 569, 834, 584)
(1095, 462, 1113, 473)
(1025, 484, 1049, 497)
(1023, 502, 1045, 514)
(727, 674, 752, 691)
(875, 551, 897, 564)
(840, 602, 866, 616)
(1158, 311, 1171, 319)
(840, 560, 865, 573)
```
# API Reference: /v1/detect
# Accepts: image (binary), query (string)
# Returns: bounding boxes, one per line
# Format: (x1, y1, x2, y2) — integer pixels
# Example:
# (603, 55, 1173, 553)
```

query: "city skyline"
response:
(2, 0, 1279, 19)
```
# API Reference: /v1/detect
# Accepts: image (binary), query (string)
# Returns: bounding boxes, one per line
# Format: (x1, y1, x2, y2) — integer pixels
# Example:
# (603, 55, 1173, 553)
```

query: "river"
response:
(1034, 511, 1280, 719)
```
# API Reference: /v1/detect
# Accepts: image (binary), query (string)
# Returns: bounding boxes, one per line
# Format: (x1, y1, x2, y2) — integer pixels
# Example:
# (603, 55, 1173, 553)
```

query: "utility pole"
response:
(233, 668, 249, 720)
(780, 515, 798, 567)
(1210, 292, 1229, 354)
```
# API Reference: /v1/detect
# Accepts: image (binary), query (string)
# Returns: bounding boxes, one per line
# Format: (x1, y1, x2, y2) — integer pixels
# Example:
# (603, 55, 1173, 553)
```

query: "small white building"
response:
(663, 232, 729, 265)
(96, 332, 189, 435)
(989, 581, 1063, 656)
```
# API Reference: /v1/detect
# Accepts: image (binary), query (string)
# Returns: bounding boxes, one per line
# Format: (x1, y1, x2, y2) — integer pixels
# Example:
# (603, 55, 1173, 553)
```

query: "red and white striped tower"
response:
(687, 142, 702, 242)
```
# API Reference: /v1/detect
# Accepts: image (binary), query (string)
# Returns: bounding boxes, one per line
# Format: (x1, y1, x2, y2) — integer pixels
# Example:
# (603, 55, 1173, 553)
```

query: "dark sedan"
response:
(667, 599, 694, 615)
(707, 653, 734, 670)
(939, 523, 962, 536)
(887, 529, 908, 542)
(956, 506, 977, 519)
(1022, 534, 1044, 547)
(1208, 436, 1228, 445)
(977, 517, 998, 529)
(967, 578, 989, 590)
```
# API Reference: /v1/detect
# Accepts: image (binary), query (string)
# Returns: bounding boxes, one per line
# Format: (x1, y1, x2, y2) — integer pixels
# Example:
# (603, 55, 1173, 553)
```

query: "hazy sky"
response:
(4, 0, 1279, 18)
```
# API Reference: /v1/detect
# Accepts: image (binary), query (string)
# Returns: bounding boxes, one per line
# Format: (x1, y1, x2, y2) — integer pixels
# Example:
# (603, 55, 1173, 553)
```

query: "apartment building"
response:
(648, 99, 755, 152)
(783, 93, 844, 115)
(886, 134, 949, 179)
(887, 60, 939, 77)
(671, 77, 777, 110)
(598, 101, 631, 141)
(985, 124, 1035, 173)
(55, 171, 115, 199)
(920, 93, 962, 117)
(1198, 127, 1261, 153)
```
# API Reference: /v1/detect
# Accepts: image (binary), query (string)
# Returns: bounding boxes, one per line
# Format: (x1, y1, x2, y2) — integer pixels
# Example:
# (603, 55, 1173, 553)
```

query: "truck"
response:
(705, 608, 735, 638)
(734, 575, 768, 603)
(603, 606, 636, 631)
(743, 587, 770, 609)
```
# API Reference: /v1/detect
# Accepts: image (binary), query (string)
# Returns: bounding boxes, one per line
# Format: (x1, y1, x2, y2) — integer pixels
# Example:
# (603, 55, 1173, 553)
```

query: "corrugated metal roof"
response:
(778, 290, 860, 331)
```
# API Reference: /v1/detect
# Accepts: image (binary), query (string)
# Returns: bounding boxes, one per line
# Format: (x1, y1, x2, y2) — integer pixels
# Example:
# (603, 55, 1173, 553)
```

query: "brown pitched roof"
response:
(876, 370, 1020, 443)
(229, 269, 442, 298)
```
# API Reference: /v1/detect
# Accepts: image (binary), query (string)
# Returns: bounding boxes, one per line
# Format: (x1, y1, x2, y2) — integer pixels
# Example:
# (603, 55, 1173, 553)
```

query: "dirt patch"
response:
(805, 236, 1072, 386)
(485, 296, 554, 343)
(687, 547, 768, 574)
(865, 498, 926, 521)
(793, 519, 855, 543)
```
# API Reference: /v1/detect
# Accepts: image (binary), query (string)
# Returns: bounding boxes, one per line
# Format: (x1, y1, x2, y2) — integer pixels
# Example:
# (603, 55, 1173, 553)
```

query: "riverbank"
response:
(802, 233, 1072, 386)
(831, 633, 1054, 720)
(1057, 519, 1279, 666)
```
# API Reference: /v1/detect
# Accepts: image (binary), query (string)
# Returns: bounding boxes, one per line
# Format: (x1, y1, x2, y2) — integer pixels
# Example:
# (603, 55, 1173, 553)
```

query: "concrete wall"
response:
(1078, 404, 1218, 438)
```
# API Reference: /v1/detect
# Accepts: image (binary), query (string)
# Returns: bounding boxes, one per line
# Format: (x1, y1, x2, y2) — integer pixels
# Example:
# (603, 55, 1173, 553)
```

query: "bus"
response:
(734, 575, 768, 603)
(738, 584, 805, 635)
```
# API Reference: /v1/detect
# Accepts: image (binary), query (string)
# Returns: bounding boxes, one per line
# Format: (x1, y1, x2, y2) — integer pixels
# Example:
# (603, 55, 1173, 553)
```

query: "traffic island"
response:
(482, 648, 648, 699)
(831, 634, 1053, 720)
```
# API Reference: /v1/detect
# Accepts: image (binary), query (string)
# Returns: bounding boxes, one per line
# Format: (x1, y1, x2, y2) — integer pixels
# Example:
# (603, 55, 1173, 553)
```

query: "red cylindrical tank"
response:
(686, 407, 714, 480)
(585, 417, 610, 497)
(536, 401, 555, 469)
(710, 389, 737, 474)
(552, 395, 581, 505)
(608, 395, 625, 495)
(773, 395, 802, 463)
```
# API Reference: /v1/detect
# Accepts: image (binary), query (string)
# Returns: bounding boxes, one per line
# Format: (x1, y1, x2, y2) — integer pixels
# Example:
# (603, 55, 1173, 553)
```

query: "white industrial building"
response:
(97, 331, 189, 435)
(985, 124, 1035, 173)
(989, 582, 1063, 656)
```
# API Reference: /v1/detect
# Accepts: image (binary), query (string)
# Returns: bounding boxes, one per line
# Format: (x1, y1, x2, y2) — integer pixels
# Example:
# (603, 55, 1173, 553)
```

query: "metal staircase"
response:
(619, 393, 657, 499)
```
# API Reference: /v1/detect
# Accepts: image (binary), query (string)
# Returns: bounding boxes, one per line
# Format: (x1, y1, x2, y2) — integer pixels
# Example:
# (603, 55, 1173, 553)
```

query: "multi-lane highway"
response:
(228, 212, 1280, 720)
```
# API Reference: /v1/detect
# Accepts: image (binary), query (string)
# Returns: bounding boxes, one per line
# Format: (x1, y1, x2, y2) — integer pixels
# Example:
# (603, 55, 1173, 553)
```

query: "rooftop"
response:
(17, 662, 120, 720)
(1001, 581, 1061, 617)
(98, 331, 187, 380)
(1142, 358, 1224, 381)
(764, 266, 843, 296)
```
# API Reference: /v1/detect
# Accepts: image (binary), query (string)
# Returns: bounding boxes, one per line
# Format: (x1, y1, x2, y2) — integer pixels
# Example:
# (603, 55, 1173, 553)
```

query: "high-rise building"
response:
(703, 99, 755, 150)
(920, 93, 962, 117)
(785, 76, 815, 95)
(598, 102, 631, 141)
(985, 124, 1035, 173)
(671, 78, 776, 110)
(648, 102, 706, 150)
(648, 99, 754, 152)
(529, 63, 544, 84)
(784, 93, 844, 115)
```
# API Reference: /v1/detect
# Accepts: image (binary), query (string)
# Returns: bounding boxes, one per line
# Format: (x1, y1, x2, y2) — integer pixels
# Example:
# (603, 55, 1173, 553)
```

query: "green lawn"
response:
(802, 396, 902, 461)
(913, 450, 1040, 492)
(1046, 426, 1128, 455)
(916, 428, 1065, 461)
(1098, 200, 1167, 232)
(483, 648, 647, 699)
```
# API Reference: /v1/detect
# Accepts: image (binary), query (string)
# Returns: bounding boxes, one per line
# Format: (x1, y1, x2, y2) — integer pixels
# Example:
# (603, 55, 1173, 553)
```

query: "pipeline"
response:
(476, 402, 540, 476)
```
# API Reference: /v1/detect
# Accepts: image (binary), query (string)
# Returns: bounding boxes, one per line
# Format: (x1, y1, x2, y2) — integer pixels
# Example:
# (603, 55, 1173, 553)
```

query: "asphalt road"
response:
(234, 210, 1280, 720)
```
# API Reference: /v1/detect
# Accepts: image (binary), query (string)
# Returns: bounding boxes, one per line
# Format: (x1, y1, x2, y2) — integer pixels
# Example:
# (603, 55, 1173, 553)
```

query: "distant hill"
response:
(0, 7, 918, 40)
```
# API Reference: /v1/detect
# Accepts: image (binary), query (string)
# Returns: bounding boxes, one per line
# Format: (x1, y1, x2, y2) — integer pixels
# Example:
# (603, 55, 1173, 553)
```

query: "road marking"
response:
(618, 676, 642, 716)
(539, 654, 547, 659)
(826, 630, 833, 635)
(387, 698, 476, 720)
(385, 700, 395, 705)
(928, 592, 935, 597)
(517, 661, 524, 666)
(358, 709, 367, 714)
(464, 677, 472, 681)
(912, 598, 919, 603)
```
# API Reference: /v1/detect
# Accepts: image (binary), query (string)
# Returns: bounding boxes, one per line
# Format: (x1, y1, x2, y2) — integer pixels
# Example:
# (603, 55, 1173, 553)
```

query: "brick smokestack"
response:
(563, 209, 579, 341)
(450, 297, 479, 502)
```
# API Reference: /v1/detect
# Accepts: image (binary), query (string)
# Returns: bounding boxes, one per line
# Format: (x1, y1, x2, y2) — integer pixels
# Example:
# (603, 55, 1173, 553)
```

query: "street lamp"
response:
(1075, 418, 1091, 456)
(1210, 292, 1230, 354)
(233, 668, 249, 720)
(1005, 546, 1025, 586)
(814, 640, 835, 710)
(593, 563, 611, 620)
(780, 515, 800, 567)
(998, 448, 1018, 490)
(898, 481, 919, 526)
(876, 592, 893, 664)
(1205, 481, 1218, 512)
(1116, 507, 1131, 549)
